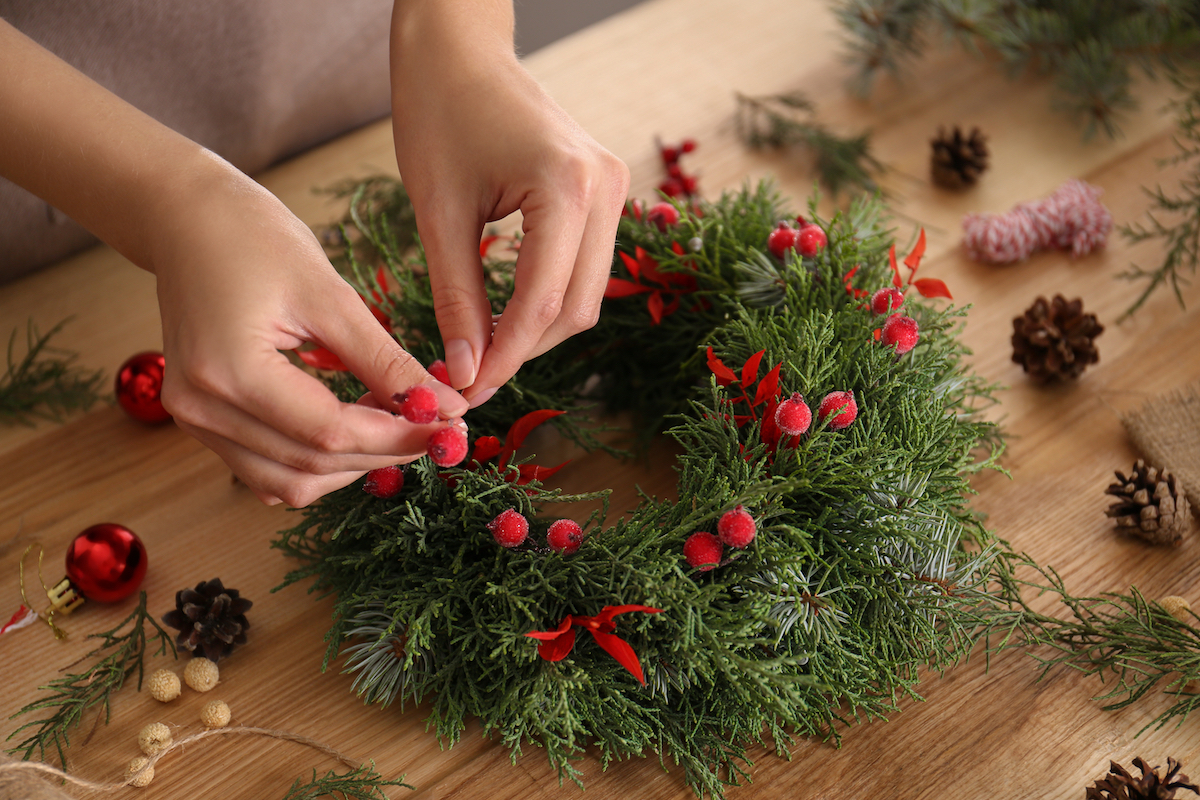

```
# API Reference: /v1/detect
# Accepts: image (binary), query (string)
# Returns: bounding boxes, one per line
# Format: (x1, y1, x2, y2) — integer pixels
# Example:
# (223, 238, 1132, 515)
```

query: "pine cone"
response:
(1011, 294, 1103, 381)
(1106, 459, 1193, 546)
(1086, 757, 1199, 800)
(931, 125, 989, 189)
(162, 578, 252, 662)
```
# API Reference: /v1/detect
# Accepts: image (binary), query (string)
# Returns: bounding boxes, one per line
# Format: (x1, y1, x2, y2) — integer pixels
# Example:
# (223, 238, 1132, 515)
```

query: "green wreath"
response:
(274, 180, 1022, 798)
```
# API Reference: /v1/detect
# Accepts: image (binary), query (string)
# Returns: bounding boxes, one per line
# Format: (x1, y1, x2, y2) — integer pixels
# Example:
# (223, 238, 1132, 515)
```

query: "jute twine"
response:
(1122, 380, 1200, 510)
(0, 726, 359, 799)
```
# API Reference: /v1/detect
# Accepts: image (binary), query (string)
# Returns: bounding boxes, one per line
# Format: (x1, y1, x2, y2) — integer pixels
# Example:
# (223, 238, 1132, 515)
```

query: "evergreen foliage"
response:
(275, 180, 1026, 797)
(833, 0, 1200, 138)
(0, 318, 105, 426)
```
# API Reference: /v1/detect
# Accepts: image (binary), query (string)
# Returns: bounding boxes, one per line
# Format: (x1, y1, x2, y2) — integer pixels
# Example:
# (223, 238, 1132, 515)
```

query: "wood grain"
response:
(4, 0, 1200, 797)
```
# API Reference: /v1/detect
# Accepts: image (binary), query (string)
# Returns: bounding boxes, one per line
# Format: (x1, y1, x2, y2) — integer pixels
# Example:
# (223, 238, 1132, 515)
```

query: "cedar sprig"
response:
(280, 763, 410, 800)
(0, 318, 105, 426)
(1119, 82, 1200, 319)
(5, 592, 175, 768)
(734, 91, 886, 197)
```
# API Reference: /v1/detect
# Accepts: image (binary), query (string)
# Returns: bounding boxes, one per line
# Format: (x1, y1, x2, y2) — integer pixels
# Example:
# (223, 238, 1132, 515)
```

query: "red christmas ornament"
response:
(774, 392, 812, 436)
(881, 315, 920, 354)
(427, 425, 468, 466)
(489, 508, 529, 548)
(115, 351, 171, 423)
(767, 222, 799, 259)
(818, 391, 858, 430)
(796, 224, 828, 258)
(717, 506, 756, 548)
(395, 384, 440, 424)
(683, 531, 723, 571)
(62, 523, 148, 604)
(547, 519, 583, 554)
(363, 465, 404, 498)
(870, 287, 905, 316)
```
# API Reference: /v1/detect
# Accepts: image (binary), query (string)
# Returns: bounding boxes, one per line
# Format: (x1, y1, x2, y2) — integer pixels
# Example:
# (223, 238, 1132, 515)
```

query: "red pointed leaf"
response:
(618, 249, 642, 281)
(514, 461, 570, 485)
(526, 615, 574, 640)
(296, 347, 349, 371)
(471, 435, 502, 464)
(741, 350, 765, 388)
(661, 293, 680, 318)
(531, 628, 577, 662)
(499, 409, 566, 468)
(903, 229, 927, 273)
(706, 346, 737, 386)
(647, 291, 664, 325)
(479, 235, 500, 259)
(672, 241, 685, 256)
(753, 362, 782, 406)
(760, 398, 780, 450)
(588, 630, 646, 684)
(593, 604, 663, 624)
(912, 277, 953, 300)
(888, 245, 902, 288)
(604, 278, 653, 298)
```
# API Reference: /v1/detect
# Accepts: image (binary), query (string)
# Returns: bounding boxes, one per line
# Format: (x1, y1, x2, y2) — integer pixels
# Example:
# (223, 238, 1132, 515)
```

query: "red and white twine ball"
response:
(961, 179, 1112, 264)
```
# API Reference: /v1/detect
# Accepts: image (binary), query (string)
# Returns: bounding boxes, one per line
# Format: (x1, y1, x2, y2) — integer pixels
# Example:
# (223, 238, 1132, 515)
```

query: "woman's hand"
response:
(390, 0, 630, 406)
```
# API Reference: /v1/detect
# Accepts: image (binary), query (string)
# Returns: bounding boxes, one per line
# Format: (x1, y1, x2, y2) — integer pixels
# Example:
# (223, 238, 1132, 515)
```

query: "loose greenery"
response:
(6, 592, 175, 768)
(0, 318, 105, 426)
(281, 764, 410, 800)
(275, 179, 1029, 797)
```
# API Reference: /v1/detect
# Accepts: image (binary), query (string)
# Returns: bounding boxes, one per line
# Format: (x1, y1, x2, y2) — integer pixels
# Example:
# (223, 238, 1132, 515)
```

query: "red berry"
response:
(427, 425, 468, 466)
(660, 145, 679, 164)
(774, 392, 812, 436)
(428, 359, 451, 385)
(396, 383, 439, 424)
(647, 202, 680, 232)
(547, 519, 584, 554)
(717, 505, 756, 548)
(658, 178, 684, 197)
(488, 508, 529, 548)
(683, 532, 723, 571)
(870, 287, 905, 316)
(767, 222, 799, 259)
(881, 315, 920, 354)
(817, 391, 858, 431)
(681, 139, 697, 154)
(681, 175, 699, 195)
(363, 465, 404, 498)
(796, 224, 827, 257)
(666, 163, 684, 179)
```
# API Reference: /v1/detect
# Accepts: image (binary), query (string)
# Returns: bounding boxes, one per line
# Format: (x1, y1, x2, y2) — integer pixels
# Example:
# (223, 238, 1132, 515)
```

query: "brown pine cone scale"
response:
(1011, 294, 1103, 381)
(162, 578, 252, 662)
(1106, 459, 1193, 546)
(931, 125, 989, 189)
(1086, 756, 1199, 800)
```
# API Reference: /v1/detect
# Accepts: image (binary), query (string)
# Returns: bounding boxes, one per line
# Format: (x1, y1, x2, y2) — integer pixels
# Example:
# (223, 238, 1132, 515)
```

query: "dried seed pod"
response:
(137, 722, 172, 756)
(184, 657, 220, 692)
(146, 668, 181, 702)
(201, 699, 231, 729)
(125, 756, 155, 788)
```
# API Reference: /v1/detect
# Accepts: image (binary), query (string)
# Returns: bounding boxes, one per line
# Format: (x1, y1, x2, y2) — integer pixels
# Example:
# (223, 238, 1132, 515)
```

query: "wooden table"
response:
(3, 1, 1200, 797)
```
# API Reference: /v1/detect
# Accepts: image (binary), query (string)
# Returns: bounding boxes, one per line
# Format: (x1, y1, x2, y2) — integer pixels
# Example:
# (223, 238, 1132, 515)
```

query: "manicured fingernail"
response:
(444, 339, 477, 389)
(429, 382, 469, 419)
(467, 387, 497, 409)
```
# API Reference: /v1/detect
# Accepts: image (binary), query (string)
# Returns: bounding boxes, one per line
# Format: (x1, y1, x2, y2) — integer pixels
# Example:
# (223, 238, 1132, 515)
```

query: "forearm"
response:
(0, 19, 239, 273)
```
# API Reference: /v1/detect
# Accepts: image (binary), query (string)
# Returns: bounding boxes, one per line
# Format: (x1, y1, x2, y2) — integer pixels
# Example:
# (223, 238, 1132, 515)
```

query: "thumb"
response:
(417, 199, 493, 391)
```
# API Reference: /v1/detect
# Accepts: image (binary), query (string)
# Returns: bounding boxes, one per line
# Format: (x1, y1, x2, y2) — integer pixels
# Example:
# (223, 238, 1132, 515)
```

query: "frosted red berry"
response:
(428, 359, 451, 385)
(547, 519, 584, 554)
(683, 532, 723, 571)
(647, 202, 680, 231)
(817, 391, 857, 430)
(680, 139, 697, 154)
(363, 465, 403, 499)
(774, 392, 812, 437)
(796, 224, 827, 257)
(427, 425, 468, 466)
(658, 178, 684, 198)
(870, 287, 905, 316)
(717, 505, 756, 548)
(881, 315, 920, 354)
(767, 222, 799, 259)
(488, 508, 529, 548)
(396, 383, 439, 424)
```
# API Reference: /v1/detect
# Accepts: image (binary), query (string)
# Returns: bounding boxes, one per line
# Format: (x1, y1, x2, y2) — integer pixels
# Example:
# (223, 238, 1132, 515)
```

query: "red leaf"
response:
(753, 362, 782, 406)
(912, 277, 953, 300)
(593, 604, 663, 624)
(526, 615, 573, 640)
(479, 235, 500, 259)
(733, 414, 754, 428)
(647, 291, 664, 325)
(514, 461, 570, 485)
(588, 630, 647, 684)
(873, 328, 881, 341)
(296, 347, 349, 371)
(706, 346, 737, 386)
(528, 625, 576, 662)
(500, 409, 566, 467)
(661, 293, 680, 318)
(760, 397, 780, 450)
(604, 278, 653, 298)
(618, 250, 642, 281)
(471, 435, 502, 464)
(903, 229, 927, 273)
(888, 246, 902, 288)
(671, 241, 685, 256)
(741, 350, 765, 388)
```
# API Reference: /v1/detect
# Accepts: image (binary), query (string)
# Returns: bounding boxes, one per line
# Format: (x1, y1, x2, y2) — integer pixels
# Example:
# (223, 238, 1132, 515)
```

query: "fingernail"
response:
(467, 387, 497, 409)
(429, 381, 469, 419)
(444, 339, 477, 389)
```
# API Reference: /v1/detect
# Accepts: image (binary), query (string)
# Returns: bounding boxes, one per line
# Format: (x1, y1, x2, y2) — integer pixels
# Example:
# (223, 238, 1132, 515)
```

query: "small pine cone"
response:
(1011, 294, 1103, 382)
(1159, 596, 1193, 624)
(1086, 756, 1199, 800)
(931, 125, 989, 190)
(1106, 459, 1193, 546)
(161, 578, 252, 662)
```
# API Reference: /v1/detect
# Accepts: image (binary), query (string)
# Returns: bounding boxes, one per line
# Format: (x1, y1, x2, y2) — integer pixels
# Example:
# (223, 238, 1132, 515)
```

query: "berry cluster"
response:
(657, 138, 699, 199)
(486, 509, 585, 555)
(683, 506, 759, 571)
(767, 218, 828, 260)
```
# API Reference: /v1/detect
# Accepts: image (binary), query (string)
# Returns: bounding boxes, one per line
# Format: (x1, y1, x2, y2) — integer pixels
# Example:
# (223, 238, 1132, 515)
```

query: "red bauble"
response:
(65, 523, 148, 603)
(115, 352, 171, 423)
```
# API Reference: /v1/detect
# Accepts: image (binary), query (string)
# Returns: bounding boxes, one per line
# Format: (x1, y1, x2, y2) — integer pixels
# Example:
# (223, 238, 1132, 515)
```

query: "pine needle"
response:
(0, 318, 105, 426)
(280, 764, 410, 800)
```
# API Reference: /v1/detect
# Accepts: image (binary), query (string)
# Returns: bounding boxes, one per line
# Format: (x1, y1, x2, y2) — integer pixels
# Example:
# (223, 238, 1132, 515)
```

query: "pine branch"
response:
(734, 92, 886, 197)
(280, 764, 410, 800)
(5, 592, 176, 768)
(0, 318, 105, 426)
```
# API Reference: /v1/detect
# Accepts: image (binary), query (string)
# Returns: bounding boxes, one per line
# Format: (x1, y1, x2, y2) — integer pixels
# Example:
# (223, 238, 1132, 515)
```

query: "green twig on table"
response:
(1119, 84, 1200, 320)
(281, 764, 411, 800)
(734, 91, 885, 197)
(0, 318, 105, 426)
(5, 592, 176, 768)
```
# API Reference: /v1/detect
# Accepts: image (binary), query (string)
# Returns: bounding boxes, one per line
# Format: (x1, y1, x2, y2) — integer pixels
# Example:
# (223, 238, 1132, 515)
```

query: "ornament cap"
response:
(46, 577, 85, 615)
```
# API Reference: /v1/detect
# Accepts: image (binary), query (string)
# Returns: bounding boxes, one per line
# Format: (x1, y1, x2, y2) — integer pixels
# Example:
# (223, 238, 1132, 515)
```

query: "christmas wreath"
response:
(274, 180, 1021, 798)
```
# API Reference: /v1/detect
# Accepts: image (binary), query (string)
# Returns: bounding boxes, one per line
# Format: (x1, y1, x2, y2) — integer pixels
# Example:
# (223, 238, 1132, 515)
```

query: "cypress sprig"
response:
(5, 592, 175, 768)
(276, 179, 1025, 797)
(0, 318, 105, 426)
(280, 763, 410, 800)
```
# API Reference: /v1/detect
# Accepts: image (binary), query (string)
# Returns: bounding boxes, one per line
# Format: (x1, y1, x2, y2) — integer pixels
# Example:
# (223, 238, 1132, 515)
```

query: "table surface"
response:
(3, 1, 1200, 797)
